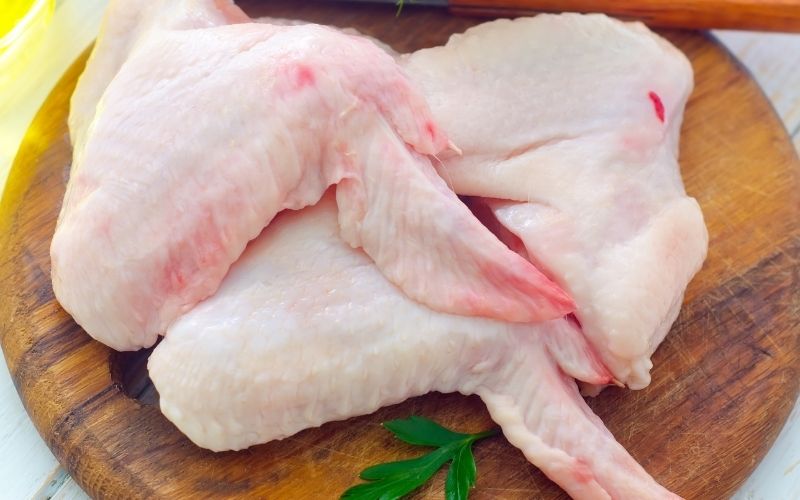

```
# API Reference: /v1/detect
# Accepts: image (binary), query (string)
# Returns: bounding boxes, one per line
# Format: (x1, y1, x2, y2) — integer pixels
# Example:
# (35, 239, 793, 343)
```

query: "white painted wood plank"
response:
(48, 476, 89, 500)
(30, 468, 68, 500)
(0, 0, 108, 199)
(0, 354, 61, 500)
(732, 400, 800, 500)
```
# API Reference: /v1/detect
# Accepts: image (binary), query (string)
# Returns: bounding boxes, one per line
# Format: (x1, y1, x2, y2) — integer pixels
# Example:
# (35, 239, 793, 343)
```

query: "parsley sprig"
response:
(341, 416, 499, 500)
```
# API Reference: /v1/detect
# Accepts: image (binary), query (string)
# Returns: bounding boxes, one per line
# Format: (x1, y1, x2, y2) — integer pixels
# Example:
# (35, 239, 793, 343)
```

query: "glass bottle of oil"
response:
(0, 0, 54, 189)
(1, 0, 54, 88)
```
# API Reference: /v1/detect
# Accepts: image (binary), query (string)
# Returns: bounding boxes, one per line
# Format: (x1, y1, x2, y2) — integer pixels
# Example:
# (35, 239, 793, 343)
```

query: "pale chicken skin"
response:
(404, 15, 708, 389)
(148, 14, 704, 500)
(67, 0, 249, 153)
(54, 3, 707, 500)
(52, 1, 572, 351)
(261, 15, 706, 390)
(149, 193, 678, 500)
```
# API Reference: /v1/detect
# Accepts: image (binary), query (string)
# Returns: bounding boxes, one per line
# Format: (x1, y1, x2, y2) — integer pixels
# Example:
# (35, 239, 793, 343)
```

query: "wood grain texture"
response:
(449, 0, 800, 32)
(1, 3, 799, 499)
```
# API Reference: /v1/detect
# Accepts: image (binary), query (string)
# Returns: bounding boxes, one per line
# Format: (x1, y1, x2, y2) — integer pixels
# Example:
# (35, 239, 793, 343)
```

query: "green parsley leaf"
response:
(340, 416, 498, 500)
(360, 447, 452, 481)
(445, 445, 476, 500)
(383, 416, 472, 447)
(344, 446, 452, 499)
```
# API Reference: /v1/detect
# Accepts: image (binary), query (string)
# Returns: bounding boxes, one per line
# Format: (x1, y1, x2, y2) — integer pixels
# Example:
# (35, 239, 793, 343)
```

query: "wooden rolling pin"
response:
(443, 0, 800, 31)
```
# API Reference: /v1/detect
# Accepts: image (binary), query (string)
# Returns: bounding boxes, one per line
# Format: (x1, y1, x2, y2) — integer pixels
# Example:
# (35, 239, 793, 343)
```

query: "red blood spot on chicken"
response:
(95, 217, 111, 239)
(171, 266, 187, 288)
(294, 65, 316, 89)
(648, 91, 665, 123)
(425, 120, 437, 139)
(574, 458, 595, 484)
(159, 209, 228, 295)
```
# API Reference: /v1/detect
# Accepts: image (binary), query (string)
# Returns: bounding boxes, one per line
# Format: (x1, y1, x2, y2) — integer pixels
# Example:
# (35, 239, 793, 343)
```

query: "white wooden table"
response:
(0, 2, 798, 498)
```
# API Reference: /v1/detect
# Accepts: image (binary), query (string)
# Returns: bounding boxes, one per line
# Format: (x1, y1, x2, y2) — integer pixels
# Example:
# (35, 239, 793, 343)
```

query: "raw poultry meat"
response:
(67, 0, 249, 153)
(244, 14, 706, 389)
(149, 192, 678, 500)
(52, 1, 708, 498)
(403, 16, 708, 388)
(51, 0, 572, 351)
(146, 13, 706, 500)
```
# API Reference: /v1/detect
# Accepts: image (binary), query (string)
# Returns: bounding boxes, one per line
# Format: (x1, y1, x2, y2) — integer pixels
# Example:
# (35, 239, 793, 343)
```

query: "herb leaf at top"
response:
(383, 416, 471, 447)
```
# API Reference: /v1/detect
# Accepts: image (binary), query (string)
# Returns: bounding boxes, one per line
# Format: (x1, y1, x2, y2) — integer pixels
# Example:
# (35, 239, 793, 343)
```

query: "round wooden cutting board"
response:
(1, 2, 799, 499)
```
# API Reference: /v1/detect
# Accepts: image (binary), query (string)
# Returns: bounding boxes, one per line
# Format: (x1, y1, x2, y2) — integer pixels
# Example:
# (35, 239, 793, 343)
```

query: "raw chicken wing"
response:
(404, 15, 708, 388)
(52, 2, 572, 350)
(150, 193, 679, 500)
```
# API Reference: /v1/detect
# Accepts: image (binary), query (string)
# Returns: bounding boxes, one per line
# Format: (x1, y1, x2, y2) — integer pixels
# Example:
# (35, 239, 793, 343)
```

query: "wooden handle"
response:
(449, 0, 800, 31)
